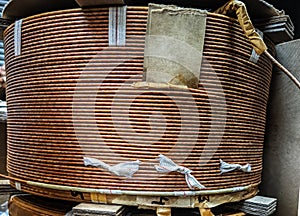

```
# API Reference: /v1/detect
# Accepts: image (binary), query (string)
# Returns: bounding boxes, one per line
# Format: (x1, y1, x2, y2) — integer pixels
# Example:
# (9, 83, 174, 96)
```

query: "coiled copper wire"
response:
(4, 7, 274, 199)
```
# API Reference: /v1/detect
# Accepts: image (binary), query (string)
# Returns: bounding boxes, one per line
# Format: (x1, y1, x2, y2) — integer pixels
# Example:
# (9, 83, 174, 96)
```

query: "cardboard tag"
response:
(144, 4, 207, 89)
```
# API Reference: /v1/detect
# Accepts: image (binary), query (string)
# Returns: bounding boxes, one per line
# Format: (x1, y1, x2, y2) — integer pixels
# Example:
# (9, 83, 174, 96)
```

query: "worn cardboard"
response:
(72, 203, 127, 216)
(143, 4, 206, 89)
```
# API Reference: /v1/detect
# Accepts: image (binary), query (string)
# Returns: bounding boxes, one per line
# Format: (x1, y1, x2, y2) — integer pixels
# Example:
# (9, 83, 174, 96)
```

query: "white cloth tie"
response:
(220, 159, 251, 174)
(84, 157, 140, 178)
(155, 154, 205, 190)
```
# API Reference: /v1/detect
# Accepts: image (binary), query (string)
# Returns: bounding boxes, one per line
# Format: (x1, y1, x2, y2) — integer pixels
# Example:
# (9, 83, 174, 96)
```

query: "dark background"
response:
(268, 0, 299, 39)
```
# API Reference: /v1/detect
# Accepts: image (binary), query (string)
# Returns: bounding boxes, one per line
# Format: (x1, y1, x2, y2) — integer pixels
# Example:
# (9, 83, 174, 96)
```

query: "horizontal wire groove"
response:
(5, 6, 274, 198)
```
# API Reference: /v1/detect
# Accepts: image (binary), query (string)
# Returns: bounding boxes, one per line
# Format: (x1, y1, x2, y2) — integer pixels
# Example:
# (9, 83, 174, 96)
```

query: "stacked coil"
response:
(4, 7, 275, 199)
(9, 195, 75, 216)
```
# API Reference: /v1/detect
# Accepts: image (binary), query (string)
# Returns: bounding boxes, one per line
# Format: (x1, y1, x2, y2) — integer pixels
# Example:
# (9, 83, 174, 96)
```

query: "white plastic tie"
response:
(155, 154, 205, 190)
(84, 157, 140, 178)
(220, 159, 251, 174)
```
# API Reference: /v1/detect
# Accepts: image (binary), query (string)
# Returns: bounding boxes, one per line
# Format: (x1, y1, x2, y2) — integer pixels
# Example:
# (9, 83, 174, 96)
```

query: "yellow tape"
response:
(215, 0, 267, 55)
(90, 193, 107, 203)
(199, 207, 215, 216)
(156, 207, 172, 216)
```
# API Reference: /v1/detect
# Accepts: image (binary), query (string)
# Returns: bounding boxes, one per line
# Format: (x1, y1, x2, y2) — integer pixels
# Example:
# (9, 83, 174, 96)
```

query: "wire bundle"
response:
(4, 7, 274, 200)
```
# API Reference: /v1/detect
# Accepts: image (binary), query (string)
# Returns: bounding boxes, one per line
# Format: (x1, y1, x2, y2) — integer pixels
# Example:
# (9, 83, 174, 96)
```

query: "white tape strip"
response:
(249, 49, 260, 63)
(109, 6, 127, 46)
(14, 19, 22, 56)
(109, 7, 117, 46)
(220, 159, 251, 174)
(249, 29, 264, 63)
(15, 182, 21, 191)
(84, 157, 140, 178)
(117, 6, 127, 46)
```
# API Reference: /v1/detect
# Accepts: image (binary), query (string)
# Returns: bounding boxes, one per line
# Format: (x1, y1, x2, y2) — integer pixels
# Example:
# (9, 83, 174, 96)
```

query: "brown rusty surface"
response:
(4, 7, 274, 196)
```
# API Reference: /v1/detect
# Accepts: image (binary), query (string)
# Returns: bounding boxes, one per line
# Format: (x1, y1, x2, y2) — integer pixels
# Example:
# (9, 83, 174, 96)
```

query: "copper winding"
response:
(4, 7, 274, 198)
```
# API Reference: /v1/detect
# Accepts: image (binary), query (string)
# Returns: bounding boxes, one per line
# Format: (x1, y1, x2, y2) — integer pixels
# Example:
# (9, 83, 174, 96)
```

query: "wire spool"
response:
(4, 7, 275, 202)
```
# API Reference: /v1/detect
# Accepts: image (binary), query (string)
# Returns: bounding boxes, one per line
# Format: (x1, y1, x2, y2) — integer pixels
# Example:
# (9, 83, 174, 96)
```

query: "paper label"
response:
(144, 4, 207, 89)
